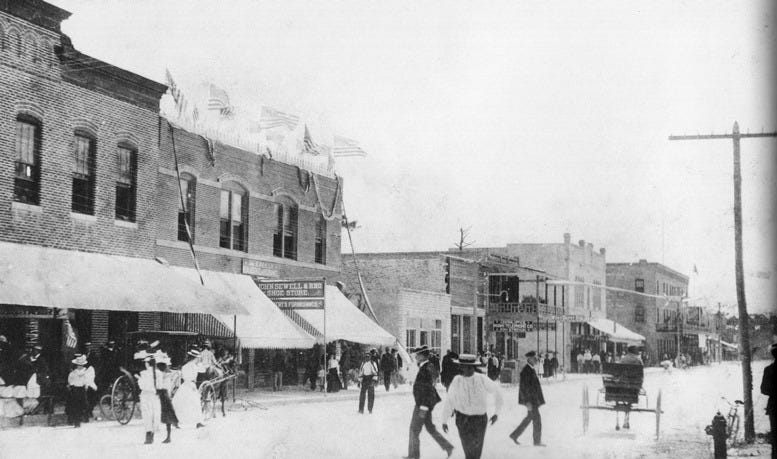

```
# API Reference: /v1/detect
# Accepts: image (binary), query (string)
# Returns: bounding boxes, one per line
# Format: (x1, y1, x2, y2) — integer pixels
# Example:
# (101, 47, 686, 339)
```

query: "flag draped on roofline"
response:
(333, 135, 367, 157)
(303, 125, 320, 156)
(259, 106, 300, 131)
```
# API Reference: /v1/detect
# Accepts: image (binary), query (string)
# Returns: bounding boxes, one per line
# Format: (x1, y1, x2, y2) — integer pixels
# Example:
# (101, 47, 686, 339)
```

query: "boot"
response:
(163, 425, 171, 443)
(144, 432, 153, 444)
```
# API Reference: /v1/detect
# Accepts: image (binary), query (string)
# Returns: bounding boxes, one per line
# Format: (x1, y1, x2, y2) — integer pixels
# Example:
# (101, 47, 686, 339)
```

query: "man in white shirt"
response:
(358, 352, 378, 414)
(441, 354, 503, 459)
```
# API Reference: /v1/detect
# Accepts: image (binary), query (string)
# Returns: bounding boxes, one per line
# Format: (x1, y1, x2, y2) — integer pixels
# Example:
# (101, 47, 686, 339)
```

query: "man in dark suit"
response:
(761, 343, 776, 459)
(405, 346, 454, 459)
(509, 351, 546, 447)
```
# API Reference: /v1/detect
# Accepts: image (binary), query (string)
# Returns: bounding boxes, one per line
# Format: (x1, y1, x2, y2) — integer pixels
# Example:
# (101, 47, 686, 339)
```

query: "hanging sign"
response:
(258, 279, 325, 309)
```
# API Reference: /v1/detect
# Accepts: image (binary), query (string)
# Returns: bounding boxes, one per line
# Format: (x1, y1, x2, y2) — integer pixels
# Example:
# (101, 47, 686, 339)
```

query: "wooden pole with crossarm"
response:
(669, 122, 777, 443)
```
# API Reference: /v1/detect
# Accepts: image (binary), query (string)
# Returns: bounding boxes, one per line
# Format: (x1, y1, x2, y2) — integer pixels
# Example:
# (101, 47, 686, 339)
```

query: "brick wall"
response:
(0, 13, 160, 258)
(156, 124, 343, 280)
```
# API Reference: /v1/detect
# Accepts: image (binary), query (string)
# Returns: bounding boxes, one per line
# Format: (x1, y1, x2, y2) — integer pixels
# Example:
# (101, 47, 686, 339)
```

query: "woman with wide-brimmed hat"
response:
(137, 351, 163, 444)
(172, 348, 205, 428)
(154, 351, 178, 443)
(65, 354, 96, 428)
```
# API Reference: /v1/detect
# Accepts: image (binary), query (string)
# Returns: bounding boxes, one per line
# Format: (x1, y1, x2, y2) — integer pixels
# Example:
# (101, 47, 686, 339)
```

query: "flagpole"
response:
(323, 277, 327, 397)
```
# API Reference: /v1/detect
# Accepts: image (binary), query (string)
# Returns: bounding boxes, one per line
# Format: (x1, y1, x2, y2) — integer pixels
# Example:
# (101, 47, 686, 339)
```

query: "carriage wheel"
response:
(112, 373, 136, 425)
(582, 384, 590, 435)
(655, 390, 662, 440)
(200, 382, 216, 420)
(99, 394, 115, 420)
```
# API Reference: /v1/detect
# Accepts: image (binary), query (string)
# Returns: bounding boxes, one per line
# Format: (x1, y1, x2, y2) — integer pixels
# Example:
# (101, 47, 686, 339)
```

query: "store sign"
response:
(491, 320, 535, 332)
(258, 279, 325, 309)
(242, 259, 280, 278)
(0, 306, 57, 319)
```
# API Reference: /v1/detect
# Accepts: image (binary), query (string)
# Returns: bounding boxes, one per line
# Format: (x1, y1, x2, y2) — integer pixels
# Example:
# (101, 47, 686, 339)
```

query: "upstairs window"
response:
(71, 133, 96, 214)
(314, 215, 326, 264)
(635, 278, 644, 293)
(177, 175, 196, 242)
(14, 116, 41, 205)
(273, 199, 297, 260)
(219, 185, 247, 251)
(115, 145, 137, 221)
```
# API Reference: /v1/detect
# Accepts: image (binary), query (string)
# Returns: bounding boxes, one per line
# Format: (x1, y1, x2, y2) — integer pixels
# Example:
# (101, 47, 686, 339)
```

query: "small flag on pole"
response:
(303, 125, 320, 155)
(259, 106, 300, 131)
(165, 68, 181, 104)
(207, 83, 233, 117)
(333, 135, 367, 157)
(64, 319, 77, 349)
(693, 264, 698, 275)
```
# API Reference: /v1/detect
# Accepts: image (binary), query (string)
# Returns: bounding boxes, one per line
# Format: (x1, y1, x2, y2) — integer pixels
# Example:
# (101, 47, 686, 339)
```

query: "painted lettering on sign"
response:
(257, 278, 326, 309)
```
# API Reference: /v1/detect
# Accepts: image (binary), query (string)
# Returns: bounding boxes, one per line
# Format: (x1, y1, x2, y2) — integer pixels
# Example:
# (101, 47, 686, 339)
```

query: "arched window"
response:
(115, 143, 137, 222)
(219, 182, 247, 251)
(71, 130, 96, 214)
(314, 214, 326, 264)
(273, 197, 297, 260)
(177, 174, 196, 242)
(14, 114, 42, 205)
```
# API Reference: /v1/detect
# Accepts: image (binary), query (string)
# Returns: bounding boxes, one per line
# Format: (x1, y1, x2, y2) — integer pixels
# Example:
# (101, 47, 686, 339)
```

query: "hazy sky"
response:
(50, 0, 776, 313)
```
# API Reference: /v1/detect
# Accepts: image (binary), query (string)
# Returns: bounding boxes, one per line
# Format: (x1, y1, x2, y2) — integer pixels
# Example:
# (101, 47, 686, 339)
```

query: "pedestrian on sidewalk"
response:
(583, 348, 593, 373)
(575, 351, 583, 373)
(358, 352, 378, 414)
(391, 349, 401, 388)
(327, 354, 341, 393)
(592, 352, 601, 373)
(760, 343, 776, 459)
(137, 352, 162, 444)
(65, 354, 95, 428)
(550, 352, 559, 379)
(440, 350, 459, 390)
(272, 350, 286, 392)
(405, 345, 454, 459)
(172, 348, 205, 429)
(441, 354, 503, 459)
(509, 351, 546, 447)
(155, 351, 178, 444)
(380, 347, 396, 392)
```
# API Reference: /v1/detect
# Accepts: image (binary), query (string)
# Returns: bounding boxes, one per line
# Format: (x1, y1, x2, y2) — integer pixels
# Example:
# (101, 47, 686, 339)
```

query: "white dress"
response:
(172, 360, 203, 427)
(137, 368, 162, 432)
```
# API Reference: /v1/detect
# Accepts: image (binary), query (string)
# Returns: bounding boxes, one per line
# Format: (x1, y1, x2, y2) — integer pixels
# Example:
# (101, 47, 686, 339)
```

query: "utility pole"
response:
(669, 122, 776, 443)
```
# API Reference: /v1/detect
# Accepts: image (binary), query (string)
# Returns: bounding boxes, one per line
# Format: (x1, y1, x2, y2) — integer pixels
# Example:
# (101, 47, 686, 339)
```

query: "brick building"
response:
(0, 0, 172, 366)
(606, 259, 718, 364)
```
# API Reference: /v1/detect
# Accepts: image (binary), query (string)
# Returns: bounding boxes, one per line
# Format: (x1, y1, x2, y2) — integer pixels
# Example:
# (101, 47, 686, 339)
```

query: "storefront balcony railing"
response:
(488, 302, 564, 317)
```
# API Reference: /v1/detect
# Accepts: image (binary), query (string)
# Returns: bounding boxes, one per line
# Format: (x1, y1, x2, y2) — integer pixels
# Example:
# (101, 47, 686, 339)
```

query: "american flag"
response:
(333, 135, 367, 157)
(259, 106, 300, 131)
(303, 125, 320, 155)
(64, 319, 77, 349)
(165, 68, 181, 104)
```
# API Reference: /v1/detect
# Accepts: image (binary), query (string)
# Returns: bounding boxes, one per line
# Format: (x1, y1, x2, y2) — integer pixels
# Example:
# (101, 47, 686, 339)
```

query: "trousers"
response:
(510, 405, 542, 445)
(407, 405, 453, 458)
(455, 412, 488, 459)
(358, 377, 375, 413)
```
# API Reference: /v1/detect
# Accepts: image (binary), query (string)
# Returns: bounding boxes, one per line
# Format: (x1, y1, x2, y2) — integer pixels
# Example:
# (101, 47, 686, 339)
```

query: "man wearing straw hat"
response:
(405, 345, 454, 459)
(509, 351, 546, 446)
(440, 354, 503, 459)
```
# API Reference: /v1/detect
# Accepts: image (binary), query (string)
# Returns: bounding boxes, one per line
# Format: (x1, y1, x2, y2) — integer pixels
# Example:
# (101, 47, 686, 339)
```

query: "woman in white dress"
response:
(172, 349, 205, 428)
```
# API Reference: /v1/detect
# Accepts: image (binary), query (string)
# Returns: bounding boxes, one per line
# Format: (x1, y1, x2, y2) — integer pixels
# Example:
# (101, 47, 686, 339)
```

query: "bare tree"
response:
(454, 227, 475, 251)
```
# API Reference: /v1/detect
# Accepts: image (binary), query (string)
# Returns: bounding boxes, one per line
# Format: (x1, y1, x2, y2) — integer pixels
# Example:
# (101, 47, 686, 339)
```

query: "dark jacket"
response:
(518, 363, 545, 406)
(413, 361, 441, 409)
(380, 353, 396, 373)
(761, 362, 775, 415)
(440, 353, 459, 387)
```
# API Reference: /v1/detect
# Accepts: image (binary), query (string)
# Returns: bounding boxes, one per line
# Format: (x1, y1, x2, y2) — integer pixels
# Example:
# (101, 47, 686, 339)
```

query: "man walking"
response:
(441, 354, 503, 459)
(272, 350, 285, 392)
(358, 352, 378, 414)
(509, 351, 546, 447)
(440, 350, 459, 390)
(380, 347, 396, 392)
(405, 346, 454, 459)
(761, 343, 776, 459)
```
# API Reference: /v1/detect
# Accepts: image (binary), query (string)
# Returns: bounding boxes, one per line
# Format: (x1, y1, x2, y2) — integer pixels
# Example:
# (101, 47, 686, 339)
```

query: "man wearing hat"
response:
(358, 352, 379, 414)
(509, 351, 546, 447)
(760, 343, 777, 458)
(620, 345, 644, 366)
(440, 353, 503, 459)
(405, 345, 454, 459)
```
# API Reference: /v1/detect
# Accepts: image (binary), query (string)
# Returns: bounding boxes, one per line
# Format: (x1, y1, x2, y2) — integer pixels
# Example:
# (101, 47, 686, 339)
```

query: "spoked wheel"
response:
(582, 384, 590, 434)
(111, 372, 136, 425)
(655, 390, 662, 440)
(99, 393, 115, 421)
(200, 382, 215, 420)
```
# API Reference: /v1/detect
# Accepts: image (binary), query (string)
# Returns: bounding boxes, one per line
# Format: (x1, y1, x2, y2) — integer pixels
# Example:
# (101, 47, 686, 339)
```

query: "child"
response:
(66, 354, 96, 428)
(155, 352, 178, 444)
(317, 366, 326, 392)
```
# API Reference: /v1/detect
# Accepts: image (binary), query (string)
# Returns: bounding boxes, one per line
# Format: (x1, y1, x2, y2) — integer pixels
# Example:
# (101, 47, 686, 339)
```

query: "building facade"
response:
(0, 0, 167, 367)
(606, 259, 717, 364)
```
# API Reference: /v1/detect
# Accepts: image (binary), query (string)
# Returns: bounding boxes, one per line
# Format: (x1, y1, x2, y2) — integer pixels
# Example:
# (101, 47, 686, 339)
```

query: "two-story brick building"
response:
(0, 0, 250, 378)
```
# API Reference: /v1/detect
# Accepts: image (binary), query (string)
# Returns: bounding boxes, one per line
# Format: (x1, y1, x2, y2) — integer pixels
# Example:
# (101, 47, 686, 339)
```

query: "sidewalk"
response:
(227, 382, 414, 410)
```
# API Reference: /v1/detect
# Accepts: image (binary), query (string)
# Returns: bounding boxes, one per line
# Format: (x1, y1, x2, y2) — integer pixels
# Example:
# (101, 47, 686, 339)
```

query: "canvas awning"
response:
(0, 241, 246, 315)
(171, 267, 316, 349)
(587, 318, 645, 344)
(289, 286, 397, 346)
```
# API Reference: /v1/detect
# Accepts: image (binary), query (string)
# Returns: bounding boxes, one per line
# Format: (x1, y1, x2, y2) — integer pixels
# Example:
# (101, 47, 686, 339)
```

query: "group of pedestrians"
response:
(405, 346, 546, 459)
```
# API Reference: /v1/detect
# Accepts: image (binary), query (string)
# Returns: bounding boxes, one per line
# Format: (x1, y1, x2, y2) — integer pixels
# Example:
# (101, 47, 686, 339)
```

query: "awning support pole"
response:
(233, 314, 237, 403)
(323, 276, 327, 397)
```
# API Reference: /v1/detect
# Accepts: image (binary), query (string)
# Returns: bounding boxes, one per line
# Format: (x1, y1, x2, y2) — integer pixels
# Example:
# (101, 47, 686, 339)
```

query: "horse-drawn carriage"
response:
(99, 331, 236, 424)
(581, 363, 663, 439)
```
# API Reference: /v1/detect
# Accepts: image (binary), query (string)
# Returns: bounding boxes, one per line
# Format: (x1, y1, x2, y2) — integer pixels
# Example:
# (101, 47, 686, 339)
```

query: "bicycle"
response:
(721, 396, 744, 447)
